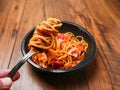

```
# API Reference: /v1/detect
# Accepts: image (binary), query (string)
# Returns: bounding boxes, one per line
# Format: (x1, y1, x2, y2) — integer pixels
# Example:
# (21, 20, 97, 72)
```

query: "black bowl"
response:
(21, 21, 97, 74)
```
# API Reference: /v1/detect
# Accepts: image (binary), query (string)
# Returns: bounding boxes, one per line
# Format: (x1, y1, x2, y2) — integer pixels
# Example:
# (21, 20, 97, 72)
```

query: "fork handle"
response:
(7, 60, 26, 78)
(7, 50, 35, 78)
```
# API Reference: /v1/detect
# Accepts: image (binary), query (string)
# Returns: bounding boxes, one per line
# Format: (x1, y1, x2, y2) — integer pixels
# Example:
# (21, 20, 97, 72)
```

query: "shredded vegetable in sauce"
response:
(28, 18, 88, 70)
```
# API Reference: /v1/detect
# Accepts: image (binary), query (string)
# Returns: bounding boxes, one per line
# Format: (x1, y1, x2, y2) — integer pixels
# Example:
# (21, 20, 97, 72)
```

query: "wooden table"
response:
(0, 0, 120, 90)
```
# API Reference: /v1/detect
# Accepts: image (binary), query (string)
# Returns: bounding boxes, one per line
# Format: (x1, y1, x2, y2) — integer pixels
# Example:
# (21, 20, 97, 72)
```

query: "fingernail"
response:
(1, 77, 12, 89)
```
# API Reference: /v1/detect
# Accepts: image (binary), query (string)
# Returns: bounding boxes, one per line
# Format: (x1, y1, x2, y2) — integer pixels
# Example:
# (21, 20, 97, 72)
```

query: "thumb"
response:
(0, 77, 12, 89)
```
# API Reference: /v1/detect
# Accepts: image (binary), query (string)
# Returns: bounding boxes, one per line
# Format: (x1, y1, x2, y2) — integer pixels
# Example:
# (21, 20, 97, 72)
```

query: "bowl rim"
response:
(21, 21, 97, 74)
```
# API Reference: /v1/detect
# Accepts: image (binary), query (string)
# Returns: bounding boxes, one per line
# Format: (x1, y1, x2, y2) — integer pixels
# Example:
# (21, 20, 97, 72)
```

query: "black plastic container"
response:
(21, 21, 97, 74)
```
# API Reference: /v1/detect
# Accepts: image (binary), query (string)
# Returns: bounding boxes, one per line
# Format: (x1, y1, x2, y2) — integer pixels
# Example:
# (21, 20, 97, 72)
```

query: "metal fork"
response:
(7, 50, 35, 78)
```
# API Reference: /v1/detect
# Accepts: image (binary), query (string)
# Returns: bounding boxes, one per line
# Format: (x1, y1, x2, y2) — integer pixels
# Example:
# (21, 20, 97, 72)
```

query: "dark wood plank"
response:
(81, 0, 120, 89)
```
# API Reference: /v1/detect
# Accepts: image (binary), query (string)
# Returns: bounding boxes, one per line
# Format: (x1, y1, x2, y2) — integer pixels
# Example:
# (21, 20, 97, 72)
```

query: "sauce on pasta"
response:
(28, 18, 88, 70)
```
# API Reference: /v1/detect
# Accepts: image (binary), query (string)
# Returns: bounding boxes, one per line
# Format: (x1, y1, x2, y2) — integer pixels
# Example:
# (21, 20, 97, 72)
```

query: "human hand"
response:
(0, 70, 20, 89)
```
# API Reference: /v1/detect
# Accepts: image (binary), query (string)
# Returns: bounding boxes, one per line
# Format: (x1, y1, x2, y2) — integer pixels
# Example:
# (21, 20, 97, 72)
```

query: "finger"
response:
(0, 70, 10, 78)
(0, 77, 12, 89)
(0, 70, 20, 81)
(12, 71, 20, 81)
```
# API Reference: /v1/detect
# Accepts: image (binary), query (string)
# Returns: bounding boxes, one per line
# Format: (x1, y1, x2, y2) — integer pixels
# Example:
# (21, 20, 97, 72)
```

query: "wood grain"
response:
(0, 0, 26, 68)
(0, 0, 120, 90)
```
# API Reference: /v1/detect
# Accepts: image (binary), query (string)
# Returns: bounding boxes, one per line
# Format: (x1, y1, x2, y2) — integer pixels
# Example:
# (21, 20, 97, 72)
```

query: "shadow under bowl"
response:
(21, 21, 97, 74)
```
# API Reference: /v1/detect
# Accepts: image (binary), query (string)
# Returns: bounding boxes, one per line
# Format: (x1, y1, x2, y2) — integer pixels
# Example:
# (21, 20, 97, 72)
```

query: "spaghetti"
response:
(28, 18, 88, 70)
